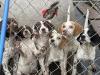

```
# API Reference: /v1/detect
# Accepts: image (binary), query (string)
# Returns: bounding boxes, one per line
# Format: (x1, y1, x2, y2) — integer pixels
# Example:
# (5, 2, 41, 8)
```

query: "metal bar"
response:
(0, 0, 10, 64)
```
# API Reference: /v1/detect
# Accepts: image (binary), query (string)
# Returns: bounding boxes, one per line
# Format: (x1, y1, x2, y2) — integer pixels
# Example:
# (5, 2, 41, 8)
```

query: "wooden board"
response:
(91, 20, 100, 36)
(76, 3, 100, 19)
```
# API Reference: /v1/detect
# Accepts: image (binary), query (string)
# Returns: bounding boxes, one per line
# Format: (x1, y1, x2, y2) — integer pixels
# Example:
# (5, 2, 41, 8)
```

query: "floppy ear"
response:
(59, 36, 68, 49)
(58, 22, 66, 33)
(73, 22, 83, 36)
(58, 26, 62, 33)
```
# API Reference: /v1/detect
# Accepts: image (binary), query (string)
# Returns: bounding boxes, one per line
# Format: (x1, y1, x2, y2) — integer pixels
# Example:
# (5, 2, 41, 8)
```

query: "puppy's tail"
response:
(84, 9, 89, 29)
(67, 5, 70, 22)
(42, 1, 59, 20)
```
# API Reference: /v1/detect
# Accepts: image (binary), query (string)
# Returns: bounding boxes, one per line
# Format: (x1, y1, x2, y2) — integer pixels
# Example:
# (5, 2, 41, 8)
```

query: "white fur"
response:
(60, 6, 82, 75)
(67, 5, 71, 22)
(17, 38, 37, 75)
(72, 9, 96, 75)
(2, 37, 19, 75)
(48, 30, 65, 75)
(39, 21, 49, 35)
(84, 9, 89, 29)
(2, 39, 13, 75)
(63, 21, 75, 36)
(72, 42, 96, 75)
(34, 34, 50, 75)
(32, 21, 54, 75)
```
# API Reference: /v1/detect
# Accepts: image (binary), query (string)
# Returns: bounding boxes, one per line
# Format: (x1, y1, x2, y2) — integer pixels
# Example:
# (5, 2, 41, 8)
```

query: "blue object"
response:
(0, 0, 10, 64)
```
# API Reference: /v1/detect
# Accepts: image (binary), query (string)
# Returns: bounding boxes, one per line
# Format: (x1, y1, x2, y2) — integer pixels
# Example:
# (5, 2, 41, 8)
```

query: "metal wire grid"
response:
(0, 0, 100, 75)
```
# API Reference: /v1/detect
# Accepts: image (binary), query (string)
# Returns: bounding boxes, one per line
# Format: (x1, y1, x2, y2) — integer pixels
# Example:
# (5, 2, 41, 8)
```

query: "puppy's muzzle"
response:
(42, 28, 46, 33)
(77, 35, 86, 45)
(51, 39, 55, 43)
(62, 30, 67, 35)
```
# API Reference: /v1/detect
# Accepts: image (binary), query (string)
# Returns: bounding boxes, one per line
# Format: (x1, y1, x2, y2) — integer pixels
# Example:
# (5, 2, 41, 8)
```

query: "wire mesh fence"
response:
(0, 0, 100, 75)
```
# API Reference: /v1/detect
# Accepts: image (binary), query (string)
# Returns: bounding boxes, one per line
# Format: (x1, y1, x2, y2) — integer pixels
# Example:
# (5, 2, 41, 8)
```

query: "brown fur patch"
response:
(58, 21, 83, 37)
(72, 22, 83, 36)
(58, 22, 66, 33)
(59, 36, 68, 49)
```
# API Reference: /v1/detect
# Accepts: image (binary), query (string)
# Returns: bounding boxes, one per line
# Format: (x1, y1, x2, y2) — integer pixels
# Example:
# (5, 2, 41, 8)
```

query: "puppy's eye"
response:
(57, 37, 61, 40)
(63, 25, 65, 28)
(50, 36, 53, 38)
(69, 26, 73, 29)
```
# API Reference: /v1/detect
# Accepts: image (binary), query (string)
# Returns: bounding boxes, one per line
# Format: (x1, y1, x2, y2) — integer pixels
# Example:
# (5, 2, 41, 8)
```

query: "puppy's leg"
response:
(60, 52, 67, 75)
(17, 69, 22, 75)
(60, 60, 66, 75)
(39, 58, 49, 75)
(72, 55, 78, 75)
(2, 50, 11, 75)
(87, 60, 96, 75)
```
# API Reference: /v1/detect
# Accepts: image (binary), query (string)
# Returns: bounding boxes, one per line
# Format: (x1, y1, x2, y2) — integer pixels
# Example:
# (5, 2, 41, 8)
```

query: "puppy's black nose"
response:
(25, 31, 28, 34)
(63, 30, 67, 35)
(51, 39, 55, 42)
(42, 28, 45, 32)
(81, 35, 85, 41)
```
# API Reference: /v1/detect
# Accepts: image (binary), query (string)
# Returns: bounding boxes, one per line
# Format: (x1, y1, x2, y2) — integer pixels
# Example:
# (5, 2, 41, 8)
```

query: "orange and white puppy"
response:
(48, 30, 68, 75)
(58, 6, 83, 75)
(59, 6, 83, 39)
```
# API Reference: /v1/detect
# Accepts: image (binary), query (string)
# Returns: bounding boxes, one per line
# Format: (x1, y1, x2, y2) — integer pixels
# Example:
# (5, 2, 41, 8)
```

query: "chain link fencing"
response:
(0, 0, 100, 75)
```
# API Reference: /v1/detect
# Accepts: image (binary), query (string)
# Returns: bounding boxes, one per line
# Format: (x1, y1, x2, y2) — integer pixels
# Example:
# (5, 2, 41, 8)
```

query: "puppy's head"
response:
(18, 25, 33, 39)
(59, 21, 82, 37)
(76, 9, 100, 46)
(33, 20, 55, 35)
(6, 18, 19, 37)
(58, 6, 82, 37)
(77, 21, 100, 46)
(49, 30, 68, 49)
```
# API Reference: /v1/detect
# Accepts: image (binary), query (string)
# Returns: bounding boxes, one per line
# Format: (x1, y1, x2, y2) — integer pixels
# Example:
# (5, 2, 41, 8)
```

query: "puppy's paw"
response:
(92, 67, 96, 72)
(34, 50, 41, 56)
(41, 46, 47, 53)
(90, 64, 96, 72)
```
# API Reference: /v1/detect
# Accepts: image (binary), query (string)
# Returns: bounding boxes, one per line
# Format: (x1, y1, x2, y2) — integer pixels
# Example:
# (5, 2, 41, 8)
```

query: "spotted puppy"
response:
(2, 18, 19, 75)
(59, 6, 83, 75)
(72, 9, 98, 75)
(16, 25, 38, 75)
(33, 20, 55, 75)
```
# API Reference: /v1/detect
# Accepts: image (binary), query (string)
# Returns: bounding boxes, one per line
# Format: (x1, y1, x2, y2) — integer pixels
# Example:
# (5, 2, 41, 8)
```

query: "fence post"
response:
(0, 0, 10, 64)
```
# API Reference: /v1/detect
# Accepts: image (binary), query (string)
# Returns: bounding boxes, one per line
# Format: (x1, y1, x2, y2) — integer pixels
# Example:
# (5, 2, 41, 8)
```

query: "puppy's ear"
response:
(59, 36, 68, 49)
(58, 23, 65, 33)
(44, 21, 55, 31)
(26, 25, 33, 34)
(73, 22, 83, 36)
(17, 26, 25, 38)
(58, 26, 62, 33)
(33, 22, 41, 34)
(48, 31, 52, 38)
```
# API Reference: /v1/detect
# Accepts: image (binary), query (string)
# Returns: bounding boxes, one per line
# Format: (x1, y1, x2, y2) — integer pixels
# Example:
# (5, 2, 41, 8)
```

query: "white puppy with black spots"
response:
(17, 25, 38, 75)
(2, 18, 19, 75)
(72, 9, 97, 75)
(33, 20, 55, 75)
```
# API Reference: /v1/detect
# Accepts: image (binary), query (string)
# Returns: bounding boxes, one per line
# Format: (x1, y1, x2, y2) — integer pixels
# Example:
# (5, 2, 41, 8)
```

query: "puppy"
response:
(59, 6, 83, 38)
(17, 25, 38, 75)
(48, 30, 68, 75)
(33, 20, 55, 75)
(58, 6, 83, 75)
(2, 18, 19, 75)
(72, 9, 97, 75)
